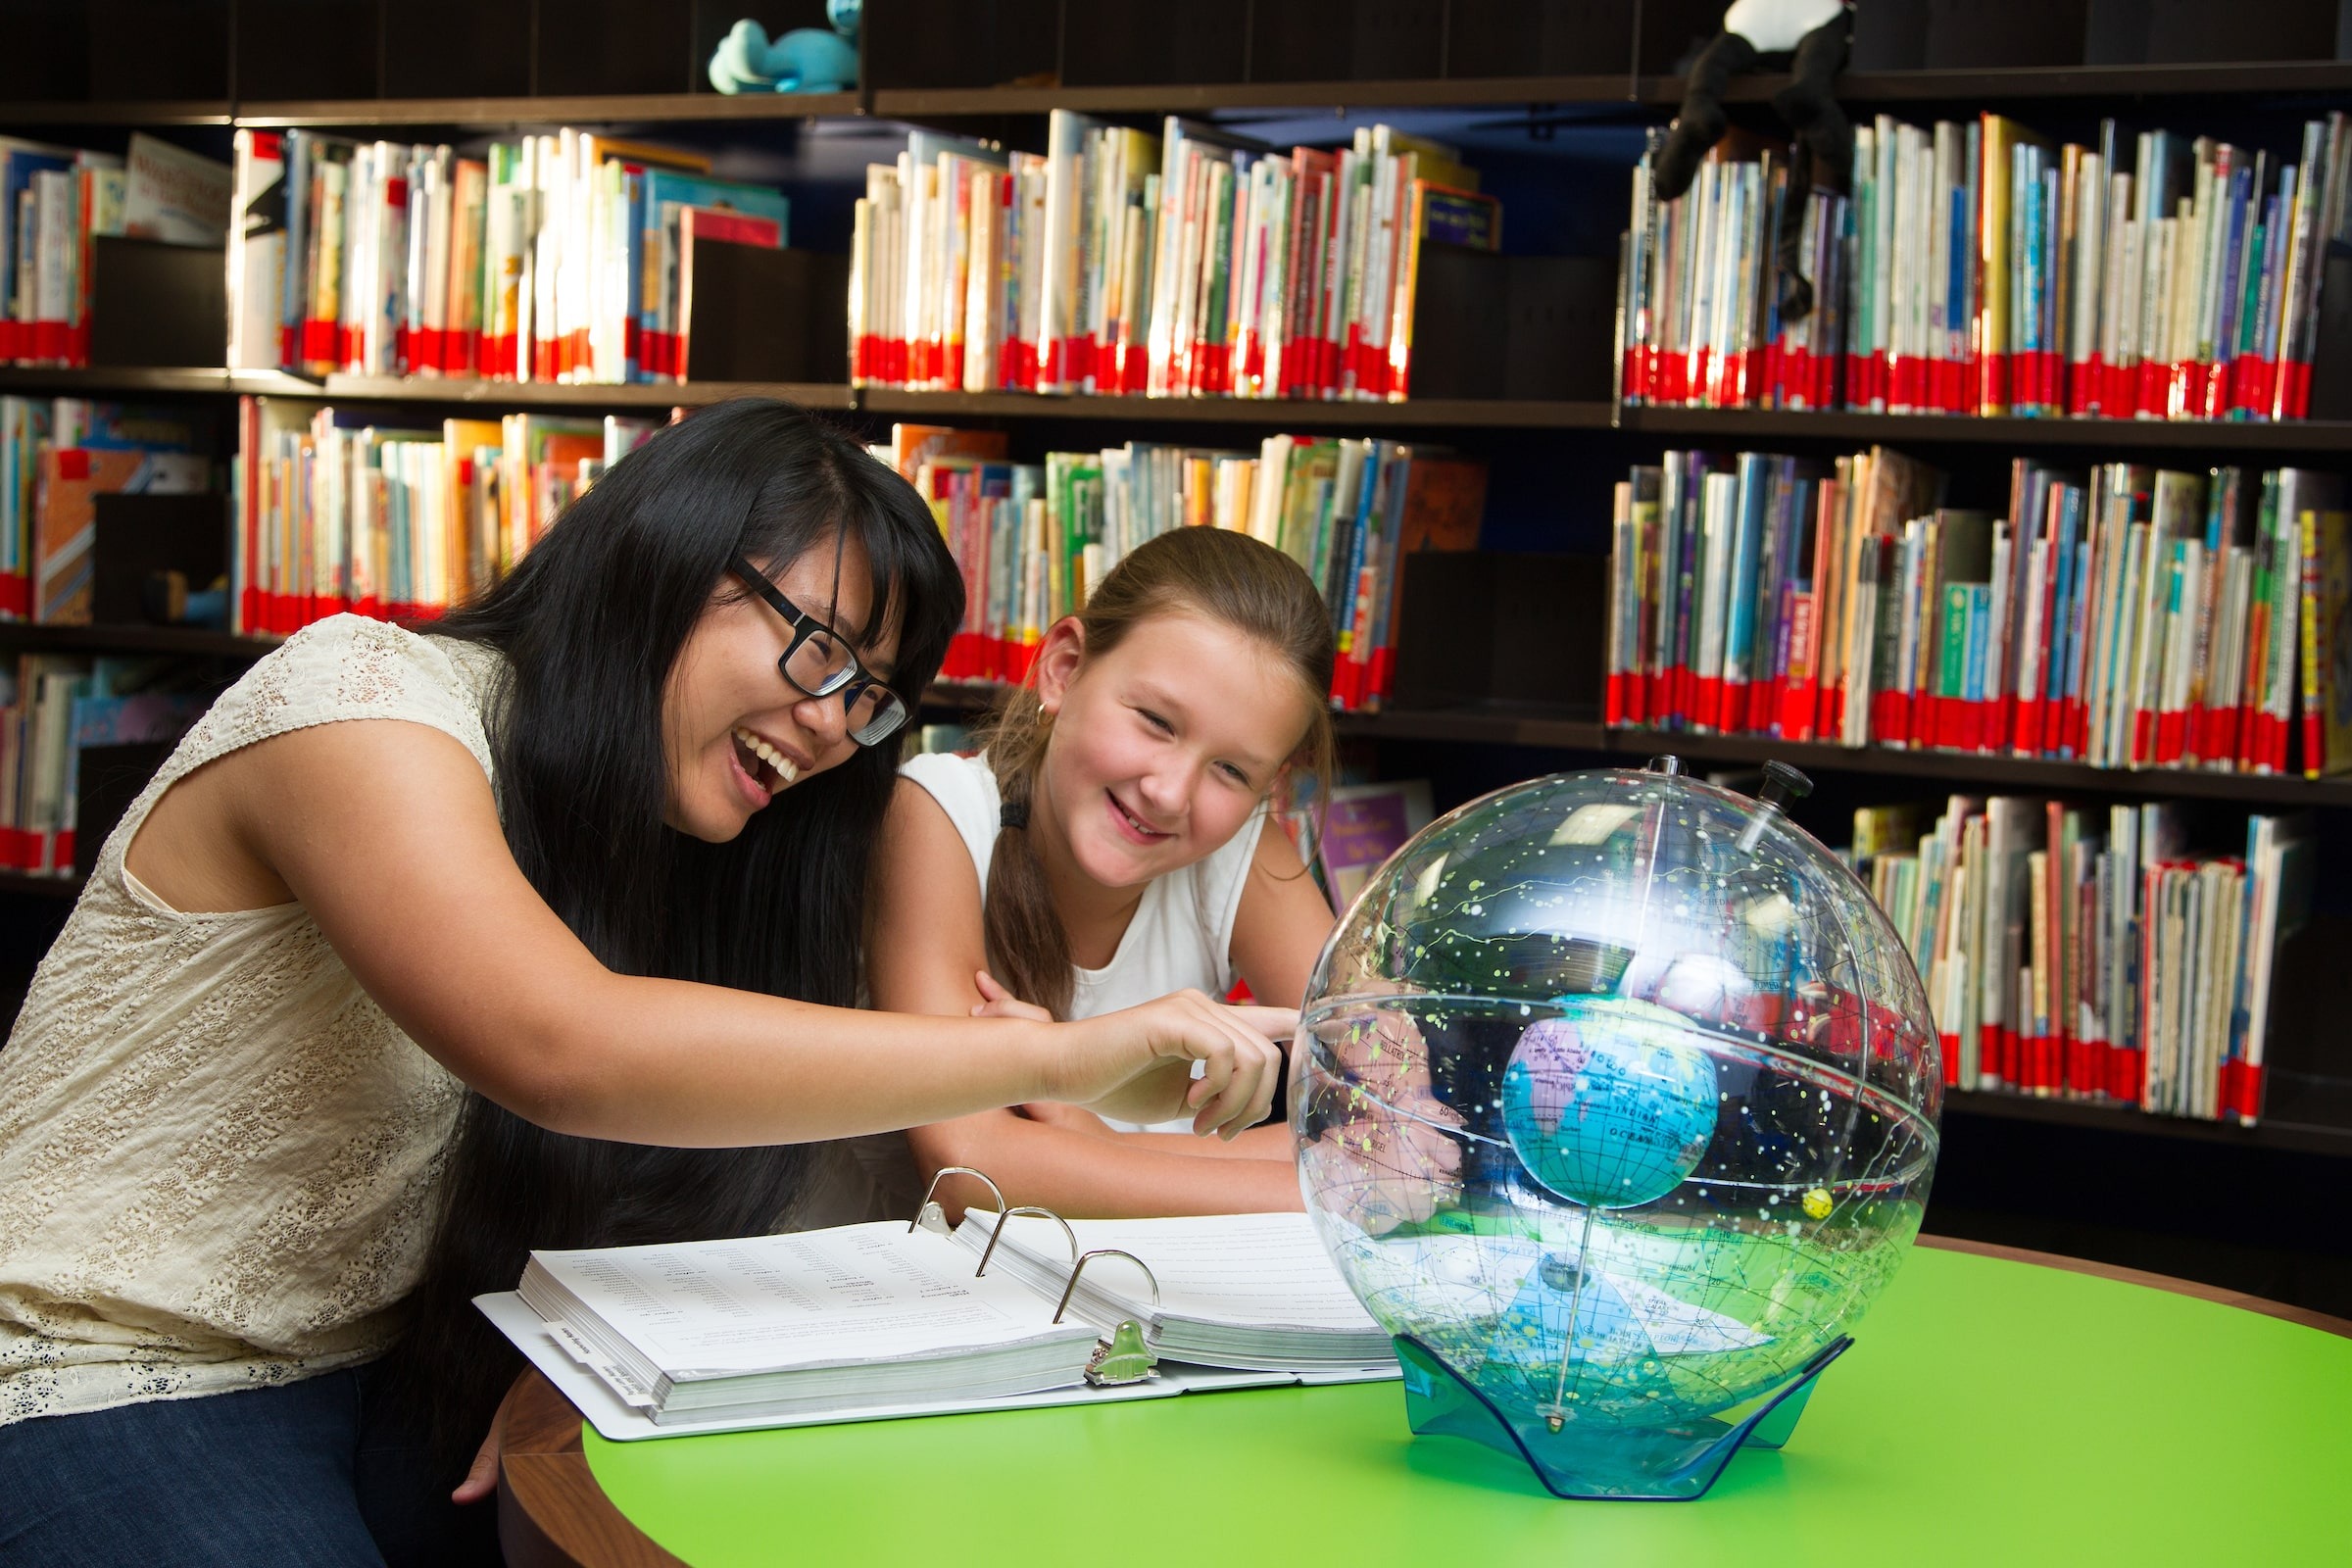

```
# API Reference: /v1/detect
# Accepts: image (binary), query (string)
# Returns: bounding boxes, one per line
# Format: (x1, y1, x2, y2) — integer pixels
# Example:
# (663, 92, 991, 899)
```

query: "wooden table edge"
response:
(497, 1374, 686, 1568)
(495, 1238, 2350, 1566)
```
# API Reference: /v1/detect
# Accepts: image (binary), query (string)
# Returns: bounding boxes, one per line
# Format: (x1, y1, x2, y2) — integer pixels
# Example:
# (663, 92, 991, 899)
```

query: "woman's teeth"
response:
(733, 726, 799, 793)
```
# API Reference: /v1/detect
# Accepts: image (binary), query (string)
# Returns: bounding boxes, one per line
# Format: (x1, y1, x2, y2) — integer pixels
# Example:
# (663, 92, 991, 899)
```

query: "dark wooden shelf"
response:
(876, 61, 2352, 120)
(19, 363, 2352, 451)
(0, 869, 83, 899)
(1337, 706, 1609, 752)
(859, 389, 1615, 429)
(231, 92, 860, 130)
(920, 682, 1003, 716)
(0, 622, 275, 658)
(0, 367, 322, 398)
(871, 75, 1642, 118)
(1326, 709, 2352, 808)
(1624, 406, 2352, 453)
(1603, 727, 2352, 808)
(319, 374, 855, 412)
(0, 100, 232, 126)
(1659, 60, 2352, 107)
(1945, 1088, 2352, 1159)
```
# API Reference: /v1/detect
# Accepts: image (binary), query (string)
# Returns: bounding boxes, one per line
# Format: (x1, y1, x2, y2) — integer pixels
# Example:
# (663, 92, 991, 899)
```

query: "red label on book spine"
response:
(1981, 352, 2009, 413)
(1783, 676, 1817, 741)
(2248, 357, 2278, 418)
(2114, 1048, 2144, 1103)
(1722, 675, 1751, 731)
(1692, 675, 1722, 732)
(1871, 689, 1905, 747)
(2279, 358, 2314, 419)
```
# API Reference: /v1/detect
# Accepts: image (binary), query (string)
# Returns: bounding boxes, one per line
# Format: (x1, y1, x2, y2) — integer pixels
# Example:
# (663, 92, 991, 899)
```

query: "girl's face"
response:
(662, 533, 898, 842)
(1035, 610, 1315, 890)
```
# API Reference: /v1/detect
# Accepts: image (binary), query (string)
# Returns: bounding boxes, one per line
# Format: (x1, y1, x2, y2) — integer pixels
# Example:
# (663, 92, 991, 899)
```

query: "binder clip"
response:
(1087, 1320, 1158, 1387)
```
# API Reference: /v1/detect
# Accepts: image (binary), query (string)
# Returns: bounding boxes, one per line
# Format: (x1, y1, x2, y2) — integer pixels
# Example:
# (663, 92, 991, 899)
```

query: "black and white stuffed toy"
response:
(1652, 0, 1856, 319)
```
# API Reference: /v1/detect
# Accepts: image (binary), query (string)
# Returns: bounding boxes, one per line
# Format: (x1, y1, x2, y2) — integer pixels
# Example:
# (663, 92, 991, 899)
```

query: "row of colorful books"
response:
(0, 398, 218, 623)
(0, 655, 208, 875)
(1622, 111, 2352, 420)
(849, 117, 1499, 402)
(226, 128, 789, 384)
(877, 422, 1484, 709)
(1602, 448, 2352, 778)
(1855, 799, 2311, 1125)
(1, 132, 231, 368)
(231, 400, 660, 637)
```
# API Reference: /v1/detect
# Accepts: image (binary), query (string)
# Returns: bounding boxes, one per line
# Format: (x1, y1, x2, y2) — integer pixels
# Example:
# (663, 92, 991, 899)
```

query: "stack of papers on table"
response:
(513, 1222, 1100, 1426)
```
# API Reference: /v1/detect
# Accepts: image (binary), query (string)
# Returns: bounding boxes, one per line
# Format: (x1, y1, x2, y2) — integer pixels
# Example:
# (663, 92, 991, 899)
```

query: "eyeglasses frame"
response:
(728, 555, 907, 745)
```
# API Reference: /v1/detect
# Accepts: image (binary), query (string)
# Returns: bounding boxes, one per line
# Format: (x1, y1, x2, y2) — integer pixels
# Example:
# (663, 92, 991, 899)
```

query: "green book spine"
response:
(1940, 581, 1973, 699)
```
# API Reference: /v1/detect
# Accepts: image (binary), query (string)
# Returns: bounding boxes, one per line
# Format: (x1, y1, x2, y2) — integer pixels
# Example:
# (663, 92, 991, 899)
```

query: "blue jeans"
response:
(0, 1365, 502, 1567)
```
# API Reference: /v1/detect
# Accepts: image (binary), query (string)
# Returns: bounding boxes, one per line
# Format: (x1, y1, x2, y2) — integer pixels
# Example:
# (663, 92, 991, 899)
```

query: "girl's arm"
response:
(1227, 815, 1340, 1010)
(125, 719, 1286, 1146)
(871, 778, 1299, 1218)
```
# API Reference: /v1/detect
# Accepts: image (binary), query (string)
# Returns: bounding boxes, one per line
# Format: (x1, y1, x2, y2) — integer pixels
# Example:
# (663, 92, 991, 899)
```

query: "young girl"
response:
(0, 402, 1285, 1568)
(869, 526, 1343, 1219)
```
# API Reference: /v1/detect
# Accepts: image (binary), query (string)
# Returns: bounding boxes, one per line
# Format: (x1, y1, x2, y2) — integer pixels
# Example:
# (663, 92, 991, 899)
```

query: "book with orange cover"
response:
(35, 447, 211, 623)
(888, 424, 1007, 486)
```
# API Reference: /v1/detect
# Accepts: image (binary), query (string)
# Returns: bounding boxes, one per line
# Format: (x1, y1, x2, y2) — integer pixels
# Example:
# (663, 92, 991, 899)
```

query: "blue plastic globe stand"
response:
(1394, 1333, 1853, 1500)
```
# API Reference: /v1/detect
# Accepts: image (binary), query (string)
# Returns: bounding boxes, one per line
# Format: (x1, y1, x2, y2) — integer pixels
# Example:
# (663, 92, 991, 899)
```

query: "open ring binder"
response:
(909, 1164, 1162, 1385)
(480, 1160, 1398, 1439)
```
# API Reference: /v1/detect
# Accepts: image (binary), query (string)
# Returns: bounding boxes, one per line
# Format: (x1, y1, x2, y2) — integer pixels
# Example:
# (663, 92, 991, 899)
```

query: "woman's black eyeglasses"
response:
(730, 557, 908, 746)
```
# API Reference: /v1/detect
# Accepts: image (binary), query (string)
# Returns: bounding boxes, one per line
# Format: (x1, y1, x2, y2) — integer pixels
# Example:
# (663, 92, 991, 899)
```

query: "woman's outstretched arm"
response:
(126, 718, 1286, 1147)
(869, 778, 1300, 1219)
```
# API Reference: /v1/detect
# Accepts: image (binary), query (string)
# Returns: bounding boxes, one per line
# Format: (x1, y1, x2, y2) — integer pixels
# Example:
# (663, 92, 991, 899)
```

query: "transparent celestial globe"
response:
(1291, 761, 1941, 1498)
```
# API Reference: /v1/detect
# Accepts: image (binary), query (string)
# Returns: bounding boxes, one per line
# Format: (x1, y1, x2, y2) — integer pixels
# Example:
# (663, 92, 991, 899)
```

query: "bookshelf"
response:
(0, 623, 272, 660)
(1944, 1086, 2352, 1160)
(227, 91, 860, 129)
(6, 0, 2352, 1314)
(34, 366, 2352, 448)
(1326, 710, 2352, 809)
(317, 375, 856, 412)
(0, 870, 82, 901)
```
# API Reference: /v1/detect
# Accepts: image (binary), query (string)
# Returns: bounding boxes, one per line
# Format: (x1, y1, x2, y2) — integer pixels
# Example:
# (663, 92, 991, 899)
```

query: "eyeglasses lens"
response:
(848, 687, 908, 746)
(783, 626, 856, 698)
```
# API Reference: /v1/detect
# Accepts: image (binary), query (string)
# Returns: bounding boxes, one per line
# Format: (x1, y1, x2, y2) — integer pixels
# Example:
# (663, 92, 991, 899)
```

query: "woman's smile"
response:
(730, 724, 806, 804)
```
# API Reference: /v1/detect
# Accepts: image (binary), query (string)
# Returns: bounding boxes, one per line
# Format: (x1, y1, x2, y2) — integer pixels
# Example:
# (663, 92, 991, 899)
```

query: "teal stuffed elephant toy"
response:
(709, 0, 860, 93)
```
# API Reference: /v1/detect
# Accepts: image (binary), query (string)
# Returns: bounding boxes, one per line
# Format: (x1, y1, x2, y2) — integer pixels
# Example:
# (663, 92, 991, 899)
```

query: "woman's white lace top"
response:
(0, 615, 504, 1424)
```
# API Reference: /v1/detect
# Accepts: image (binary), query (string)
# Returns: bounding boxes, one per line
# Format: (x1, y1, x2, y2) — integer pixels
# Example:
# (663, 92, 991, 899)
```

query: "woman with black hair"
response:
(0, 400, 1285, 1567)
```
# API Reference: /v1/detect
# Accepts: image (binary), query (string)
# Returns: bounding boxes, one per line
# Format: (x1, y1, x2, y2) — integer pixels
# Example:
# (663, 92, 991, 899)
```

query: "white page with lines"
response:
(959, 1211, 1381, 1331)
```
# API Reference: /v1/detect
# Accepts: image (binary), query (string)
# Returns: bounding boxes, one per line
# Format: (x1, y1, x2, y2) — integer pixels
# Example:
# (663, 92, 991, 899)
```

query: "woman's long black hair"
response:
(382, 398, 962, 1468)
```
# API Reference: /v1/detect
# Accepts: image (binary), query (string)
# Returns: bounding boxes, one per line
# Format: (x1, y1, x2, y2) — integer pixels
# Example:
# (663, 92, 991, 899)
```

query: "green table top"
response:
(583, 1245, 2352, 1566)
